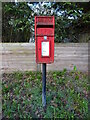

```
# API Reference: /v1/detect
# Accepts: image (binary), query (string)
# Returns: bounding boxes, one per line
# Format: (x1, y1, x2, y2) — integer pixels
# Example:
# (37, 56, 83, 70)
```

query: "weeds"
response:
(2, 69, 88, 119)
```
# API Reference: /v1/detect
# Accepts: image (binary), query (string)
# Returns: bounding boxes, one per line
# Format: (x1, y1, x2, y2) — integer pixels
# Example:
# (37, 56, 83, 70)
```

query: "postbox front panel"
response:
(35, 16, 54, 64)
(36, 37, 54, 63)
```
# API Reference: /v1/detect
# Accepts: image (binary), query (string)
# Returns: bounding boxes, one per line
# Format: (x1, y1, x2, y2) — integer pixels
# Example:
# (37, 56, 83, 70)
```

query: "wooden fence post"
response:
(37, 64, 41, 72)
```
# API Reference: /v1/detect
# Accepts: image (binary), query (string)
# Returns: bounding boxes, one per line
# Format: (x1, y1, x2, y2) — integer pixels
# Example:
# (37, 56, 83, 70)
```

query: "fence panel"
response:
(0, 43, 88, 73)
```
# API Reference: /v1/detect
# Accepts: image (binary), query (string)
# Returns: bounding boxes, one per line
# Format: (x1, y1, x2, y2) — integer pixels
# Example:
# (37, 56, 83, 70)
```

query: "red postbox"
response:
(35, 16, 55, 64)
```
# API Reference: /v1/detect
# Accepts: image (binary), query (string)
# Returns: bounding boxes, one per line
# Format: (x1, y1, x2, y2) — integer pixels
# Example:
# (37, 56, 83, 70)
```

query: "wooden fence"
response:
(0, 43, 88, 73)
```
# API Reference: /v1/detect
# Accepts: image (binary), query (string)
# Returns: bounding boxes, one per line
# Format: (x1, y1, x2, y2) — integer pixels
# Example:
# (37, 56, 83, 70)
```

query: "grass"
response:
(2, 69, 89, 119)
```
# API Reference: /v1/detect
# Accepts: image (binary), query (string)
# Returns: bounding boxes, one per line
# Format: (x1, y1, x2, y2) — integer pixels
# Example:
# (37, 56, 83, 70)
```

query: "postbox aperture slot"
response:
(36, 25, 53, 28)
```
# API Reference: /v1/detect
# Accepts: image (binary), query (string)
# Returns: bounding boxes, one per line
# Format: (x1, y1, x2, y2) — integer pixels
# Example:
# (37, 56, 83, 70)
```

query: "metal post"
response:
(42, 63, 46, 107)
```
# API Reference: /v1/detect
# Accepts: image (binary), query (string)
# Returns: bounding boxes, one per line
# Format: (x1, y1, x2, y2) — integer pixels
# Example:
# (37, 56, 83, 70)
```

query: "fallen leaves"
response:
(2, 70, 88, 119)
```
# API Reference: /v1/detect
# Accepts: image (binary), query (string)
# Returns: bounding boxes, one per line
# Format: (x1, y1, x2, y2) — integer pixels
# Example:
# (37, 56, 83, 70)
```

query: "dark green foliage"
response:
(2, 70, 88, 119)
(2, 2, 90, 43)
(2, 2, 32, 42)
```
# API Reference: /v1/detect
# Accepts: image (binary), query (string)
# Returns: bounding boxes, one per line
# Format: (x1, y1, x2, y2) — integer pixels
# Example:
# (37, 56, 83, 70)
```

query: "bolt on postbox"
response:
(35, 16, 55, 64)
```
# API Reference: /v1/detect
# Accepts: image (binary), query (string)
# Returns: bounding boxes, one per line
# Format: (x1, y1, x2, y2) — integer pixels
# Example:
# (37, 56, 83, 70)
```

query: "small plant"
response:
(73, 65, 77, 71)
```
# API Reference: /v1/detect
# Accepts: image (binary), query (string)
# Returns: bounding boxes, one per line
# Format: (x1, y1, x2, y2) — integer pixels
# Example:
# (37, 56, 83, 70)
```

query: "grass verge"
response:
(2, 69, 88, 119)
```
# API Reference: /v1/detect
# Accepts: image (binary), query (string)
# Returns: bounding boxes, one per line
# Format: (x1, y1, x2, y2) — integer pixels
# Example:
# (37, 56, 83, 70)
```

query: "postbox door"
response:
(36, 36, 54, 64)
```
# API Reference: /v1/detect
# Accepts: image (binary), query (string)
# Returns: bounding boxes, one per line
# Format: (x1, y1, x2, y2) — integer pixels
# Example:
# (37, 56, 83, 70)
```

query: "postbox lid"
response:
(36, 16, 54, 25)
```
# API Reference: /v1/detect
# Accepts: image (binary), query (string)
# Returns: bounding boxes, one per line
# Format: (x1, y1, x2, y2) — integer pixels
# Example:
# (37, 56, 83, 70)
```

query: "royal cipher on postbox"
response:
(35, 16, 55, 64)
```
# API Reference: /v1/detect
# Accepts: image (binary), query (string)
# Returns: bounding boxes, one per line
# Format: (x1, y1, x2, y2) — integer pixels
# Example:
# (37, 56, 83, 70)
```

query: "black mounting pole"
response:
(42, 63, 46, 107)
